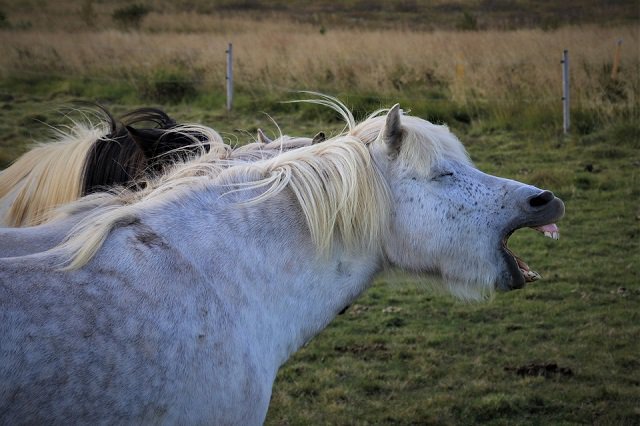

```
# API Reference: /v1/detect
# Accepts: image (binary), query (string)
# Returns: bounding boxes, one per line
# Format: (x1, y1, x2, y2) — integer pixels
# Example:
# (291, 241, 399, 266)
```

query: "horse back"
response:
(0, 223, 271, 424)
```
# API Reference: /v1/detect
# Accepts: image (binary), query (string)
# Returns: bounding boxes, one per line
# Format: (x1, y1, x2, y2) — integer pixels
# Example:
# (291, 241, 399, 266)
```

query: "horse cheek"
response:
(387, 189, 442, 272)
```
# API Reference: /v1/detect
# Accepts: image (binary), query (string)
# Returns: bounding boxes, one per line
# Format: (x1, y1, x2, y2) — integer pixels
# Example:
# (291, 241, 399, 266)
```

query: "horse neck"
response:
(143, 185, 383, 369)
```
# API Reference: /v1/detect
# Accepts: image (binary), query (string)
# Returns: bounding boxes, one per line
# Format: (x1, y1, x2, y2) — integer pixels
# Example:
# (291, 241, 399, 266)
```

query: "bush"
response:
(141, 68, 197, 103)
(0, 10, 9, 29)
(112, 4, 150, 30)
(80, 0, 97, 28)
(457, 11, 478, 31)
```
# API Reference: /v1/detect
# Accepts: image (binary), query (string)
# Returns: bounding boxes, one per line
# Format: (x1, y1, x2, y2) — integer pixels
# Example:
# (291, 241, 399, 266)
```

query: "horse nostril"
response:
(529, 190, 555, 208)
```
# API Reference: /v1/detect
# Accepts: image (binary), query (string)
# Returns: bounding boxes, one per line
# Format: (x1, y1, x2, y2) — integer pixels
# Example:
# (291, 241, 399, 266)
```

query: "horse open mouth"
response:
(502, 223, 560, 285)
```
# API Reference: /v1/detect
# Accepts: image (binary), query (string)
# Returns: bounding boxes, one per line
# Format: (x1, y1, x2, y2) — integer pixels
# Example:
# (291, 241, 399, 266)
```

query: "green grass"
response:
(0, 78, 638, 424)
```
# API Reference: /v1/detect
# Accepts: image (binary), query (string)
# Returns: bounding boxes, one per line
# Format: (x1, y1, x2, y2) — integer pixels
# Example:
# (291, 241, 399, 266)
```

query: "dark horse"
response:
(0, 105, 220, 226)
(83, 105, 217, 193)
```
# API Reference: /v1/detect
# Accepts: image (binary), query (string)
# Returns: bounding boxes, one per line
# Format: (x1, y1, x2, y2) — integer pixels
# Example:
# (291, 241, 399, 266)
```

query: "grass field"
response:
(1, 1, 639, 424)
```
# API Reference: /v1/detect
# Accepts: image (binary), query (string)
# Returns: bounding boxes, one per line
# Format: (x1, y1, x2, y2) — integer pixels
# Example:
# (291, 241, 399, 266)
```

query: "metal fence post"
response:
(561, 49, 570, 134)
(226, 43, 233, 112)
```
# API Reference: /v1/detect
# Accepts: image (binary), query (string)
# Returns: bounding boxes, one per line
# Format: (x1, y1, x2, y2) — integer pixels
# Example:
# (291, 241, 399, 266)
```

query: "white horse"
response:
(0, 96, 564, 424)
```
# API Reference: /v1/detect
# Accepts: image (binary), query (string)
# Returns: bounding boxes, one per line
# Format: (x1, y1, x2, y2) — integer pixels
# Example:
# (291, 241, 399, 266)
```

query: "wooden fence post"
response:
(611, 39, 622, 80)
(453, 53, 466, 103)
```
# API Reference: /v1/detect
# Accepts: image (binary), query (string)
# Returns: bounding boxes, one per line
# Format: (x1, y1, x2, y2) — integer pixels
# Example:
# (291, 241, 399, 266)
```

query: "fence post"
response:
(453, 53, 466, 104)
(611, 39, 622, 80)
(226, 43, 233, 112)
(561, 49, 570, 134)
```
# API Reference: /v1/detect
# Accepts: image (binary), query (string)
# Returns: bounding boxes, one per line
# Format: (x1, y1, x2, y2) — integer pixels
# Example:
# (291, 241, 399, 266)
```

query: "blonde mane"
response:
(57, 95, 471, 270)
(0, 123, 108, 226)
(218, 135, 392, 256)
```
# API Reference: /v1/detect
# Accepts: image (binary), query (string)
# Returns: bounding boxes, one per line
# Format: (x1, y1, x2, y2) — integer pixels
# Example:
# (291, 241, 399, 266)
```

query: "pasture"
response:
(0, 1, 638, 424)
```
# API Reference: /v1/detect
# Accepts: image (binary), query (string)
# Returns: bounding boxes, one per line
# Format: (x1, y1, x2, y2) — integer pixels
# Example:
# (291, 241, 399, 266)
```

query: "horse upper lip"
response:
(503, 196, 565, 238)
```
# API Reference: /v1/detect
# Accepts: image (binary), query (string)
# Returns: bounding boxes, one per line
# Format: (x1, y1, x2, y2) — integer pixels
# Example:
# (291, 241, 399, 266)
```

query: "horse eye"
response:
(433, 171, 454, 180)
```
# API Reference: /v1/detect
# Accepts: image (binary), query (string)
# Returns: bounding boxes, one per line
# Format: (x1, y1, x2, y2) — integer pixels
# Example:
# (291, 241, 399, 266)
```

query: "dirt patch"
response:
(333, 343, 391, 360)
(504, 363, 573, 378)
(334, 343, 388, 354)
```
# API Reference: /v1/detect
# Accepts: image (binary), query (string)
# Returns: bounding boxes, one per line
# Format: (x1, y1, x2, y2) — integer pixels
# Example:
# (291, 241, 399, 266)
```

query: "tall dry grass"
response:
(0, 14, 637, 115)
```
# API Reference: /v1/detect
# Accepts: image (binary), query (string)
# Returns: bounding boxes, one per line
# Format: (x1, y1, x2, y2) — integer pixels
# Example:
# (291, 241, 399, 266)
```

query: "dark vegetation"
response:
(111, 4, 151, 30)
(168, 0, 640, 30)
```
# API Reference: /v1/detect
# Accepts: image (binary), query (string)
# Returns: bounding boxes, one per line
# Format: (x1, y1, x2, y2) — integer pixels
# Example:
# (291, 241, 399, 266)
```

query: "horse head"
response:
(367, 105, 565, 299)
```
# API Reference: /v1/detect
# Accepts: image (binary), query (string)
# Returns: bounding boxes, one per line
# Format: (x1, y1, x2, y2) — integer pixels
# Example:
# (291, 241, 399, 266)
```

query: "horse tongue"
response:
(534, 224, 558, 233)
(532, 223, 560, 240)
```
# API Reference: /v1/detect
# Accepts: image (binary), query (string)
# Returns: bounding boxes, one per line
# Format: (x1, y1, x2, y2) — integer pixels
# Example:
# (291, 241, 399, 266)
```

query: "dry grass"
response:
(0, 14, 637, 116)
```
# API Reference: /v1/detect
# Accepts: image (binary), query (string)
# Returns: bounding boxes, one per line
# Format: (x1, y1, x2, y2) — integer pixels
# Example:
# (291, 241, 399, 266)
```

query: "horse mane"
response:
(81, 105, 147, 194)
(87, 106, 179, 189)
(56, 94, 471, 270)
(242, 137, 391, 255)
(0, 121, 108, 226)
(122, 107, 222, 170)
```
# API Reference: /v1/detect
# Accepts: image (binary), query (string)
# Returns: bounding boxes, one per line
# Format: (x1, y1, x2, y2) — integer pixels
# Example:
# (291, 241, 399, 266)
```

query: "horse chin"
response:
(497, 245, 526, 291)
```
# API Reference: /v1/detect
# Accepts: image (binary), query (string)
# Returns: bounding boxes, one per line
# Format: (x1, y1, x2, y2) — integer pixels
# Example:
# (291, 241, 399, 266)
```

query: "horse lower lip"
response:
(499, 244, 525, 290)
(501, 234, 541, 288)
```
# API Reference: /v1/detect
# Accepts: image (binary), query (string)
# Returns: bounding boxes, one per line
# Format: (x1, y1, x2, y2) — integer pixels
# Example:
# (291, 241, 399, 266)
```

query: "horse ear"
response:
(257, 128, 272, 144)
(311, 131, 326, 144)
(382, 104, 403, 158)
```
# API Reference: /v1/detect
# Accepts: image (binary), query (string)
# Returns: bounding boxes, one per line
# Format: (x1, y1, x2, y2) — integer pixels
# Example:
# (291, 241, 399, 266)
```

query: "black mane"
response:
(81, 105, 211, 195)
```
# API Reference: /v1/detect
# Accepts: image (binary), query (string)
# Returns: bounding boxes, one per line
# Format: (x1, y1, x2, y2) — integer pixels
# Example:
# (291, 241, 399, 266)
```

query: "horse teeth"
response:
(521, 269, 542, 282)
(543, 231, 560, 240)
